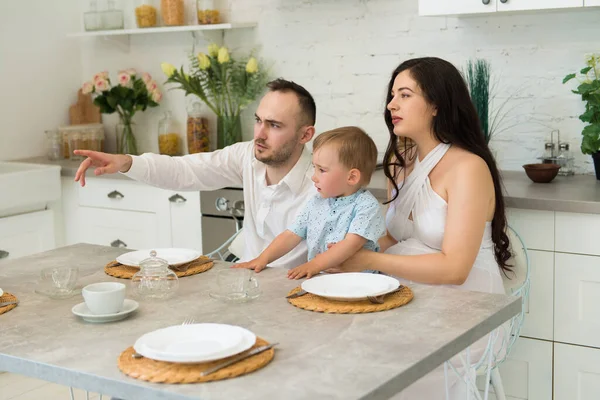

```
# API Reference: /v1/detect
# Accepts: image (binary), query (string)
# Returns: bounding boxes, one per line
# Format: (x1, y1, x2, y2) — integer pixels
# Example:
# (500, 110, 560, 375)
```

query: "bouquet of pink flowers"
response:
(81, 69, 162, 155)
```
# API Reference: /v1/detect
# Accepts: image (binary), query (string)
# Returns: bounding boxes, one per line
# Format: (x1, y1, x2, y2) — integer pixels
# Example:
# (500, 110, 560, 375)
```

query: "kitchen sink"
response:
(0, 161, 61, 217)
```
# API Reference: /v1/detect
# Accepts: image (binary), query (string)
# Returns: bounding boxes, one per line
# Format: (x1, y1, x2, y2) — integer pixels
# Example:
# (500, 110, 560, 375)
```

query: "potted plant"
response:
(161, 44, 270, 149)
(463, 59, 517, 147)
(82, 69, 162, 155)
(563, 54, 600, 179)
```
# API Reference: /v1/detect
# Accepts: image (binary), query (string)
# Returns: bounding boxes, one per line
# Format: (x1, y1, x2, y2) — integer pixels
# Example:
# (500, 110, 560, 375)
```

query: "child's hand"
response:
(231, 257, 268, 273)
(287, 262, 322, 280)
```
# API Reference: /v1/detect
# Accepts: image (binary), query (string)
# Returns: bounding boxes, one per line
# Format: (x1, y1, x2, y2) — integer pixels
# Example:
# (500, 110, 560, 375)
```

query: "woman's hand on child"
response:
(231, 257, 268, 273)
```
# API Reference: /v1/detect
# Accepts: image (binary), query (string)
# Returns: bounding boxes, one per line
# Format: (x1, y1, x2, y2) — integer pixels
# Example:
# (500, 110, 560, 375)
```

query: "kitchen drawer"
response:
(0, 210, 55, 262)
(554, 252, 600, 348)
(78, 178, 159, 213)
(506, 208, 554, 251)
(521, 250, 554, 341)
(555, 211, 600, 256)
(78, 207, 164, 250)
(554, 342, 600, 400)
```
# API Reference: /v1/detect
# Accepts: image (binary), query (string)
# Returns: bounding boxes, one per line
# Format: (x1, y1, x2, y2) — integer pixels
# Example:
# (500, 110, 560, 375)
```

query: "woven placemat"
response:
(287, 285, 414, 314)
(118, 337, 274, 383)
(105, 256, 214, 279)
(0, 292, 18, 315)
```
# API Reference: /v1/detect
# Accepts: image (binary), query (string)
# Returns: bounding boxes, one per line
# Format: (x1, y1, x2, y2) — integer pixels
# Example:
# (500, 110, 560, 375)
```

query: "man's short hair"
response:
(313, 126, 378, 185)
(267, 78, 316, 127)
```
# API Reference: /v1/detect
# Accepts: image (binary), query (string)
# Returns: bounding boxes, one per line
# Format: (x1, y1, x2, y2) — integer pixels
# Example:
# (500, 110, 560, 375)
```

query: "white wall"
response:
(3, 0, 599, 173)
(224, 0, 600, 173)
(0, 0, 82, 161)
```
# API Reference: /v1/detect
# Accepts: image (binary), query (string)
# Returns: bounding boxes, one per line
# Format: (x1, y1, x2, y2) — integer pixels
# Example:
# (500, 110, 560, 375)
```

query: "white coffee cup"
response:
(82, 282, 126, 315)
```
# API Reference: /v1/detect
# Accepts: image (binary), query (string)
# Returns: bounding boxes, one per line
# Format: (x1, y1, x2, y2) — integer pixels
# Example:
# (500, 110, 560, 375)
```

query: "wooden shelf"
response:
(68, 23, 256, 38)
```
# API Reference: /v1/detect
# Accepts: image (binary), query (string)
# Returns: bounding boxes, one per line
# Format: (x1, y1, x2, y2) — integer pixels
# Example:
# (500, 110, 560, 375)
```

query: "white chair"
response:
(475, 225, 531, 400)
(206, 228, 243, 262)
(444, 225, 530, 400)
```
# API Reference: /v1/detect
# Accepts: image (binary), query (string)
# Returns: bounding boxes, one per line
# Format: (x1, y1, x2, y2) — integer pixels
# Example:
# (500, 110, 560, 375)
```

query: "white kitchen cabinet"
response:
(0, 210, 55, 262)
(554, 343, 600, 399)
(497, 0, 582, 12)
(554, 252, 600, 348)
(520, 250, 554, 341)
(63, 177, 202, 252)
(585, 0, 600, 5)
(419, 0, 496, 16)
(506, 208, 554, 251)
(555, 211, 600, 256)
(477, 337, 553, 400)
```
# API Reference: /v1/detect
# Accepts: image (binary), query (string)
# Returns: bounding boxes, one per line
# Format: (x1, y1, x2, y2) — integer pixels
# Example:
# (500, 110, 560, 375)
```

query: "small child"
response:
(234, 126, 385, 279)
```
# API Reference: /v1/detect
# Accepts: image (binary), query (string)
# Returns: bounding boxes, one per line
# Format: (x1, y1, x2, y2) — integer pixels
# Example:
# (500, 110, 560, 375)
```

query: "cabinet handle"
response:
(107, 190, 124, 199)
(169, 194, 187, 203)
(0, 250, 9, 259)
(110, 239, 127, 248)
(482, 0, 490, 4)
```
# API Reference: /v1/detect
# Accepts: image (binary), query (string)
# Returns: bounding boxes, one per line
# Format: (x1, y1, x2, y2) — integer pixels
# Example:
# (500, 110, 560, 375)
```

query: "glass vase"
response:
(116, 115, 138, 155)
(217, 114, 242, 149)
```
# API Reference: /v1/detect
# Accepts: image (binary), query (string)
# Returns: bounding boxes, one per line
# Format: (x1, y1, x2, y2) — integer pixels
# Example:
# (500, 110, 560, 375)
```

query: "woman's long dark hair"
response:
(382, 57, 512, 274)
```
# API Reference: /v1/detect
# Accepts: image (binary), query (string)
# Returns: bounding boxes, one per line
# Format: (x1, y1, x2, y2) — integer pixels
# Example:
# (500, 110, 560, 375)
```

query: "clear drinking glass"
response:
(209, 269, 260, 303)
(35, 267, 80, 299)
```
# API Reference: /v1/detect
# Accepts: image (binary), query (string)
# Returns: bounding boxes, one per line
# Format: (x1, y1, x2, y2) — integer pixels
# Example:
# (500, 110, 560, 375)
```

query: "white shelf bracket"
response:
(100, 34, 130, 53)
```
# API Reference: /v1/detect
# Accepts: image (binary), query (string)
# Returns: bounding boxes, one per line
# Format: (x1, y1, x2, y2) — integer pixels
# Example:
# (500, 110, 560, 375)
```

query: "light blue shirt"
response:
(288, 189, 385, 261)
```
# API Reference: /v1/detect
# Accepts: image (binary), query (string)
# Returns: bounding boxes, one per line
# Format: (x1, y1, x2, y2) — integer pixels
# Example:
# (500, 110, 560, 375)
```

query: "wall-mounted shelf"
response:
(68, 22, 256, 38)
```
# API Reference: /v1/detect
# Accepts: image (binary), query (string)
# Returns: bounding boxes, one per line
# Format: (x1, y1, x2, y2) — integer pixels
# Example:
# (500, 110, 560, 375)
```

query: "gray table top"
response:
(0, 244, 520, 400)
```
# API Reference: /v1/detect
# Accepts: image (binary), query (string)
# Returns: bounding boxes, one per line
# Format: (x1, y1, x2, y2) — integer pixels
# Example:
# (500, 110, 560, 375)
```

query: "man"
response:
(74, 79, 317, 269)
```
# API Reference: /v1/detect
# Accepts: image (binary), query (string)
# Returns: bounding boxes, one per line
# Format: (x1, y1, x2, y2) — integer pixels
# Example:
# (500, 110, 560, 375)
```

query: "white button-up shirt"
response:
(125, 141, 315, 268)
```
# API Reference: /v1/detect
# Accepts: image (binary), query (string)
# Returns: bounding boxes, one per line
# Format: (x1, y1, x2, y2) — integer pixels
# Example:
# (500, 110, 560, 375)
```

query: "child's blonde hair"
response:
(313, 126, 378, 185)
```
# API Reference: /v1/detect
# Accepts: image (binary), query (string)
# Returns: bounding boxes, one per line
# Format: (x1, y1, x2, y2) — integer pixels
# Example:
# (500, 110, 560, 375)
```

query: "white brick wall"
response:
(224, 0, 600, 174)
(81, 0, 600, 174)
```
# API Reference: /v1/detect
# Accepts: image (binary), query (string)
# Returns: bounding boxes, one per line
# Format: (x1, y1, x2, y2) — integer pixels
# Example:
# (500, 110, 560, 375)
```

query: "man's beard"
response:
(254, 139, 297, 166)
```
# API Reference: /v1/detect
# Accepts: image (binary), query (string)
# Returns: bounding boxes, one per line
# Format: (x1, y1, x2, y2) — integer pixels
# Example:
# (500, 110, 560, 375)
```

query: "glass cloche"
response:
(131, 250, 179, 300)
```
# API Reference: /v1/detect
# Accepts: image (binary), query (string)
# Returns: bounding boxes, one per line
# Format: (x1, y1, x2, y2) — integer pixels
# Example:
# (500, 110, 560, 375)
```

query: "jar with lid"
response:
(45, 130, 63, 161)
(135, 0, 158, 28)
(557, 143, 574, 176)
(158, 111, 180, 156)
(187, 103, 210, 153)
(196, 0, 220, 24)
(83, 0, 102, 31)
(161, 0, 184, 26)
(131, 250, 179, 301)
(102, 0, 124, 30)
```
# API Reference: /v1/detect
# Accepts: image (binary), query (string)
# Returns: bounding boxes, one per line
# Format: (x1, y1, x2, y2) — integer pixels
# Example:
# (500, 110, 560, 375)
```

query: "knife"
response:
(285, 289, 307, 299)
(200, 343, 278, 377)
(0, 301, 19, 307)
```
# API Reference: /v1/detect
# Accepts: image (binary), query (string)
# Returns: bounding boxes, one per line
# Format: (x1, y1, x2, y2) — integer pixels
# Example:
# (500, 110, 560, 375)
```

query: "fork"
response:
(367, 286, 404, 304)
(132, 318, 196, 359)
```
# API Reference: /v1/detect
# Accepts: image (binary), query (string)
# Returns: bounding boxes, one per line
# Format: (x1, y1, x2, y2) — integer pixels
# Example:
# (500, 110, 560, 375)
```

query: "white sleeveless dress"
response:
(385, 143, 505, 399)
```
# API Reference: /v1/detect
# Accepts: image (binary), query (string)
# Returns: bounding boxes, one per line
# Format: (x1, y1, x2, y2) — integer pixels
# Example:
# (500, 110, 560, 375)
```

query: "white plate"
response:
(116, 248, 201, 267)
(301, 272, 400, 301)
(72, 299, 139, 323)
(134, 323, 256, 363)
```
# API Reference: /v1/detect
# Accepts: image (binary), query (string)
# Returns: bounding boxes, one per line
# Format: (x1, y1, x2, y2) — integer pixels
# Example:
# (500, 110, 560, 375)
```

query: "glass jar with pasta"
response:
(135, 0, 158, 28)
(160, 0, 184, 26)
(196, 0, 220, 24)
(187, 102, 210, 153)
(157, 111, 181, 156)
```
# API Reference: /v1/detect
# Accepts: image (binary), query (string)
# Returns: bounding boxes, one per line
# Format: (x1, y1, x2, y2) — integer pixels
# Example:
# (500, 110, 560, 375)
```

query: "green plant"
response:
(563, 54, 600, 155)
(161, 44, 270, 118)
(464, 59, 518, 145)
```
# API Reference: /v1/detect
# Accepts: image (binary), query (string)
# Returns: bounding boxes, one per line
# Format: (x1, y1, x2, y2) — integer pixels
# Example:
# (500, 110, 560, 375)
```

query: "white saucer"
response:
(72, 299, 139, 323)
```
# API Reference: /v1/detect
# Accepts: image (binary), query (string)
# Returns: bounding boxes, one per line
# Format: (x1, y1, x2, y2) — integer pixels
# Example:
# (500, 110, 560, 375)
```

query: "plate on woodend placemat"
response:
(286, 285, 413, 314)
(105, 256, 214, 279)
(0, 292, 19, 315)
(118, 337, 275, 383)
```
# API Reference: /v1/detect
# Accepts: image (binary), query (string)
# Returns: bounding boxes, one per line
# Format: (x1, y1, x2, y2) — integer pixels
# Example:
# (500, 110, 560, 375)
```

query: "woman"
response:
(334, 57, 512, 398)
